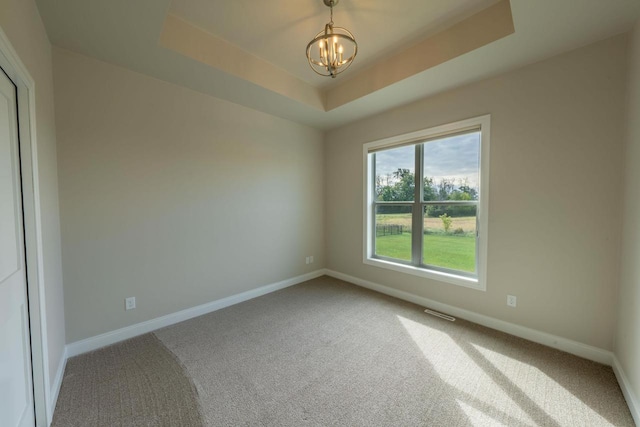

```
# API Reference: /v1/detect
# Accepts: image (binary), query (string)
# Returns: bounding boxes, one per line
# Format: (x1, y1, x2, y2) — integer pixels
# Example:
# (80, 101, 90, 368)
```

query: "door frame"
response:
(0, 27, 52, 426)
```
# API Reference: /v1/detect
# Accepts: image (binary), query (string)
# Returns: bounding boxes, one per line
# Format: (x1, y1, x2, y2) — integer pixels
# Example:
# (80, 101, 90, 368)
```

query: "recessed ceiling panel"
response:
(161, 0, 513, 110)
(168, 0, 501, 87)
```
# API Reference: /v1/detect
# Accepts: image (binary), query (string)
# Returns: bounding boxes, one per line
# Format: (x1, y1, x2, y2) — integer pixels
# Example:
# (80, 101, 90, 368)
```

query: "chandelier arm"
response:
(308, 65, 331, 77)
(308, 58, 327, 67)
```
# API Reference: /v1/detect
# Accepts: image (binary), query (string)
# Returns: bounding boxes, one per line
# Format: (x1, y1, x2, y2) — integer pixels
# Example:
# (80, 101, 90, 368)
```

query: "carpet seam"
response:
(151, 331, 206, 426)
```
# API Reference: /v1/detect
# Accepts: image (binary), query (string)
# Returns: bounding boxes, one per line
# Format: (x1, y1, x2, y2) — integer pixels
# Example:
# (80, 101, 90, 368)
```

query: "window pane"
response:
(374, 145, 415, 202)
(423, 205, 476, 273)
(375, 205, 412, 261)
(423, 132, 480, 202)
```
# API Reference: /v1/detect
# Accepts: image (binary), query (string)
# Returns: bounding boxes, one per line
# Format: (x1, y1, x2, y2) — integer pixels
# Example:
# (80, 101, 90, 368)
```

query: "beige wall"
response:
(616, 19, 640, 409)
(53, 49, 325, 343)
(325, 35, 627, 350)
(0, 0, 65, 393)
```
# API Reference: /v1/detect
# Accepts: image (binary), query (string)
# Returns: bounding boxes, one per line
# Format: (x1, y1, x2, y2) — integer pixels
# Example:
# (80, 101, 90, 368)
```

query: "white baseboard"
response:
(612, 355, 640, 425)
(48, 347, 67, 426)
(66, 270, 325, 358)
(324, 269, 613, 366)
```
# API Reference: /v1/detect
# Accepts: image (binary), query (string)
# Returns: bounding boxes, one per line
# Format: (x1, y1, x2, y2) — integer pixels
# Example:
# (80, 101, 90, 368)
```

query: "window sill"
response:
(363, 257, 485, 291)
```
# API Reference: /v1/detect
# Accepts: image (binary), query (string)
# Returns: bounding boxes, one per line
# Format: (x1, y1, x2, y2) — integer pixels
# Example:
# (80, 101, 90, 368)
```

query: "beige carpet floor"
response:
(54, 276, 634, 426)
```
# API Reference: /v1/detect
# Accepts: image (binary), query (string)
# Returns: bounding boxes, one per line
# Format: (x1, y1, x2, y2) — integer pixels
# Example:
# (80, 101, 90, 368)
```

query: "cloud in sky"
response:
(375, 132, 480, 187)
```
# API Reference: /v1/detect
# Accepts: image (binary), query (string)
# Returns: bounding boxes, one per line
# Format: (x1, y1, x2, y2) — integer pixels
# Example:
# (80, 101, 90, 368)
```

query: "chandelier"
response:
(306, 0, 357, 78)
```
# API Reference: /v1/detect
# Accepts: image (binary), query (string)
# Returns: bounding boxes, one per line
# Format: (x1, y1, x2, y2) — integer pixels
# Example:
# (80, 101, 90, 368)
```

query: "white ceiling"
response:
(35, 0, 640, 130)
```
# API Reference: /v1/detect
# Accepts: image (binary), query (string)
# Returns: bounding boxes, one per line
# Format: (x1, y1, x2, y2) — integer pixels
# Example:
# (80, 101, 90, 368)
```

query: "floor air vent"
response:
(424, 308, 456, 322)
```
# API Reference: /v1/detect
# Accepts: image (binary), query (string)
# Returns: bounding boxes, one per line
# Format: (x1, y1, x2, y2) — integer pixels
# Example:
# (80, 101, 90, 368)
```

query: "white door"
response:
(0, 69, 35, 426)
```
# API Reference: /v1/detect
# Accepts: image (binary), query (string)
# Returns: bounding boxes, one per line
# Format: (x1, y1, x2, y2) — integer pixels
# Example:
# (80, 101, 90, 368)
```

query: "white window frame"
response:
(362, 115, 490, 291)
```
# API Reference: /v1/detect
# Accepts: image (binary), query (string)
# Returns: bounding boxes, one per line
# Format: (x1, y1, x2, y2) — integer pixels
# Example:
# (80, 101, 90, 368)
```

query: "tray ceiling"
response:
(35, 0, 640, 129)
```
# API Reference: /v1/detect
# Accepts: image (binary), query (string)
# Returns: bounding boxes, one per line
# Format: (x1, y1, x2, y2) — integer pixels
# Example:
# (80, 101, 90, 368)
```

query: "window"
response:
(363, 116, 490, 290)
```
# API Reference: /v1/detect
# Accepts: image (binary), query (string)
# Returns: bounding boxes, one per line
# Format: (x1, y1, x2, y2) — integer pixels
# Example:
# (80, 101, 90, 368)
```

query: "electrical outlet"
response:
(125, 297, 136, 310)
(310, 255, 314, 263)
(305, 256, 310, 265)
(507, 295, 517, 308)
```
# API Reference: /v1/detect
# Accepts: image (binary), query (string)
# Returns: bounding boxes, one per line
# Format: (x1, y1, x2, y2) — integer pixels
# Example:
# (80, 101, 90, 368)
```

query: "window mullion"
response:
(371, 153, 377, 259)
(411, 144, 423, 266)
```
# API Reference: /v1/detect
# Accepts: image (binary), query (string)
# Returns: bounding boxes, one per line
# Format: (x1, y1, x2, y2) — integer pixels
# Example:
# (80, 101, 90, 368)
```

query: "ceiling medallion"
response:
(306, 0, 358, 78)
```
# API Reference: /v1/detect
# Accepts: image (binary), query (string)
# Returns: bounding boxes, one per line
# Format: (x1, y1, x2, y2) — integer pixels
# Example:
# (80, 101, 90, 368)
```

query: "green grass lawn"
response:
(375, 232, 475, 272)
